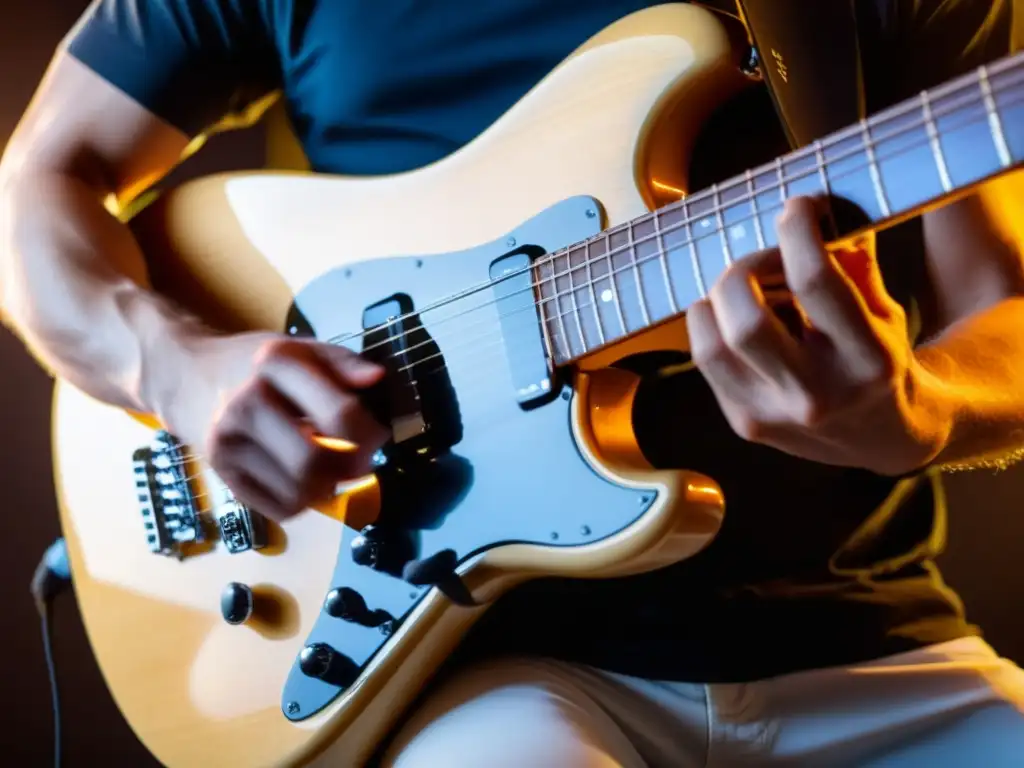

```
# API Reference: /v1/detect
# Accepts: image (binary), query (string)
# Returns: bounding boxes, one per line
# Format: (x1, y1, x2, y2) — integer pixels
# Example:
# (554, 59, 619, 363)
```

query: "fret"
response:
(712, 184, 732, 266)
(582, 245, 606, 346)
(552, 251, 583, 358)
(653, 211, 679, 314)
(861, 119, 891, 216)
(657, 205, 705, 309)
(626, 221, 652, 327)
(921, 90, 953, 193)
(682, 199, 707, 296)
(564, 246, 601, 353)
(813, 140, 830, 193)
(775, 157, 787, 202)
(745, 170, 767, 250)
(979, 65, 1012, 168)
(588, 235, 628, 341)
(533, 259, 570, 361)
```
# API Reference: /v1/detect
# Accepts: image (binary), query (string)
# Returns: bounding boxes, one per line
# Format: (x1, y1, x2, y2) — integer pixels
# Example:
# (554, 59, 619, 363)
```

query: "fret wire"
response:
(544, 65, 1024, 339)
(813, 139, 830, 193)
(565, 250, 589, 353)
(654, 211, 679, 314)
(535, 268, 560, 364)
(683, 200, 707, 297)
(602, 232, 629, 335)
(979, 65, 1012, 167)
(775, 157, 787, 202)
(861, 118, 891, 216)
(628, 222, 652, 327)
(712, 183, 732, 266)
(549, 263, 574, 359)
(746, 169, 767, 250)
(920, 90, 953, 192)
(583, 245, 606, 346)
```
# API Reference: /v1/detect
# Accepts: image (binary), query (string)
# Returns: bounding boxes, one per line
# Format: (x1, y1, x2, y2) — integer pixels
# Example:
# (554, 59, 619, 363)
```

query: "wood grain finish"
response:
(53, 5, 745, 766)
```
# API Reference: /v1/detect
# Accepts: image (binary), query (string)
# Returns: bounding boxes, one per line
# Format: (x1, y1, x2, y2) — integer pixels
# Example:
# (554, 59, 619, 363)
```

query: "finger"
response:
(211, 437, 298, 521)
(776, 197, 889, 375)
(310, 343, 387, 390)
(709, 257, 811, 388)
(686, 297, 754, 402)
(260, 346, 387, 440)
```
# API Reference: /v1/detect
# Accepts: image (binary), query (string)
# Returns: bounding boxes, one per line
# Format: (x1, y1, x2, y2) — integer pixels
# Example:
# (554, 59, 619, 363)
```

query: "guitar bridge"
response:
(132, 430, 266, 558)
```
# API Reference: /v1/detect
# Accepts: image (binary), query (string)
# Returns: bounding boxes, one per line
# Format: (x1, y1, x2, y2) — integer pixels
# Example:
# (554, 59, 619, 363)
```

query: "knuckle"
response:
(254, 337, 297, 366)
(727, 410, 763, 443)
(791, 265, 836, 299)
(723, 315, 773, 351)
(789, 391, 826, 428)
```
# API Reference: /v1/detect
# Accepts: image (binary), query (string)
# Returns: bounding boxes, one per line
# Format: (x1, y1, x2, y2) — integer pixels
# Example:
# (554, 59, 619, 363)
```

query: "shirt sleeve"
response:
(61, 0, 281, 137)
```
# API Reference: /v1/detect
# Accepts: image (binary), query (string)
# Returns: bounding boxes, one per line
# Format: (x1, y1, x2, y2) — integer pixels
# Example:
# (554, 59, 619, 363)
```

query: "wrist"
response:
(129, 290, 216, 425)
(899, 355, 958, 473)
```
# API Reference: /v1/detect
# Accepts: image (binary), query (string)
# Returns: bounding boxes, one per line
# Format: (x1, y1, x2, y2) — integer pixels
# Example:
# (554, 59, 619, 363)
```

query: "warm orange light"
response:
(651, 179, 687, 198)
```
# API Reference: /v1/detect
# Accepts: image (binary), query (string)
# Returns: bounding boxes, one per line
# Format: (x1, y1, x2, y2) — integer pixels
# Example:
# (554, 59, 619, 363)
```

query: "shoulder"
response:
(62, 0, 281, 137)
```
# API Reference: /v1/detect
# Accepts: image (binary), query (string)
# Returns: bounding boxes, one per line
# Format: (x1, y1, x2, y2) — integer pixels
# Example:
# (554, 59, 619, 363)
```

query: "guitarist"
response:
(3, 0, 1024, 764)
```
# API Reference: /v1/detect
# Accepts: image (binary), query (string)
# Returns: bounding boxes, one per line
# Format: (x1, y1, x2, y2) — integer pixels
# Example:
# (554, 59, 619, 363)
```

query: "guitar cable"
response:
(30, 537, 72, 768)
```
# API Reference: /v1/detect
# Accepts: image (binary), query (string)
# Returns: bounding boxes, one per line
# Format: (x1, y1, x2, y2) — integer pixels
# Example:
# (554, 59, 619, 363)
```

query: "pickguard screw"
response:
(561, 390, 571, 401)
(415, 259, 423, 268)
(506, 237, 517, 247)
(379, 620, 395, 637)
(580, 525, 591, 536)
(586, 209, 597, 219)
(344, 268, 352, 278)
(640, 495, 651, 505)
(287, 701, 300, 715)
(550, 532, 559, 541)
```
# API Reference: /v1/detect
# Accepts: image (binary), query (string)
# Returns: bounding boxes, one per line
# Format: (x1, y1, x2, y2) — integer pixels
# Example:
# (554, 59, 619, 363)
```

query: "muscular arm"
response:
(914, 186, 1024, 469)
(0, 53, 196, 414)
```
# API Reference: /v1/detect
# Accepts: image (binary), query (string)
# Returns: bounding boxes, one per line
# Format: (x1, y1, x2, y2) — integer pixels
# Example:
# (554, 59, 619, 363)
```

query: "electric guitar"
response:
(52, 5, 1024, 766)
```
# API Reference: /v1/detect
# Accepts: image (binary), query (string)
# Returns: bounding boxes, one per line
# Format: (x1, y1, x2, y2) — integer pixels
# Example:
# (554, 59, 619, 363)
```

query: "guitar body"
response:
(53, 6, 746, 766)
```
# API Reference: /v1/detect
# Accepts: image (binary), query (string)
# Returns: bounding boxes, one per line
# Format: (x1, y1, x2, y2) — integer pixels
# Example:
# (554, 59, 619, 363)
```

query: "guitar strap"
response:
(730, 0, 867, 148)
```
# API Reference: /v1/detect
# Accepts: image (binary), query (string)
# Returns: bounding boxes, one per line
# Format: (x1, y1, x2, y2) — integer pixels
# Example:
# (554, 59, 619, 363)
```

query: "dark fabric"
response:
(65, 0, 1019, 682)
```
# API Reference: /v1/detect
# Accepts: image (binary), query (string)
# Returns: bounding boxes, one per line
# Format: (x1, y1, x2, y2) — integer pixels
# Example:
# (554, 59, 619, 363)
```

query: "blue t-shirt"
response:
(64, 0, 1018, 682)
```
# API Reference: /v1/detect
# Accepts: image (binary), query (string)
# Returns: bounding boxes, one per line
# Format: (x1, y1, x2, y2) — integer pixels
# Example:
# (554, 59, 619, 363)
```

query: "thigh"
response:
(381, 658, 646, 768)
(381, 657, 706, 768)
(863, 699, 1024, 768)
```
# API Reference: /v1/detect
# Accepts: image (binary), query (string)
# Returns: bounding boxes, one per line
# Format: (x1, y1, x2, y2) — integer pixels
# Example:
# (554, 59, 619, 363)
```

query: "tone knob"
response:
(298, 643, 359, 688)
(324, 587, 368, 621)
(220, 582, 254, 625)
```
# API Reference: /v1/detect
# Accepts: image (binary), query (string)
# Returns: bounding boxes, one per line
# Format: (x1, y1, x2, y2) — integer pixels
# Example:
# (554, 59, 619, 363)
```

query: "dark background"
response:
(0, 1, 1022, 764)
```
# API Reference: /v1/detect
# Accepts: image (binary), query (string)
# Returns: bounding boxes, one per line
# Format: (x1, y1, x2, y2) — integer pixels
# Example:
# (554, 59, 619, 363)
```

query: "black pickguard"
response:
(280, 196, 657, 719)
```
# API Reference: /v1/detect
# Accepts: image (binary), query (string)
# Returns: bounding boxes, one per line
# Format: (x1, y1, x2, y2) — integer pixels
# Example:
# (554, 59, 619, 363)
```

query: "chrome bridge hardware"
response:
(131, 430, 266, 557)
(132, 431, 205, 558)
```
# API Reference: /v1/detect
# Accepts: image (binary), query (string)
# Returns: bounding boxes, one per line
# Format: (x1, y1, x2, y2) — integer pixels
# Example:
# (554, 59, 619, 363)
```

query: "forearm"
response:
(0, 169, 202, 414)
(915, 296, 1024, 470)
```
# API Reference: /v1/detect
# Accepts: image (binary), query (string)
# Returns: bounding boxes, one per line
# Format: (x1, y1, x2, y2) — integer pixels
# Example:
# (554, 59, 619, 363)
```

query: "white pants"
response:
(383, 637, 1024, 767)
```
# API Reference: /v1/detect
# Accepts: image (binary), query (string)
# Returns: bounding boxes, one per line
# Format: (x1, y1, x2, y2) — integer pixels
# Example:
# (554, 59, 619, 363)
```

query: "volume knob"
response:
(298, 643, 359, 688)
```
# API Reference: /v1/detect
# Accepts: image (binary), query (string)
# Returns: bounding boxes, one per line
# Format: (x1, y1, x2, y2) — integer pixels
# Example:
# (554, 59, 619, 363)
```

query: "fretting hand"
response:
(686, 196, 950, 476)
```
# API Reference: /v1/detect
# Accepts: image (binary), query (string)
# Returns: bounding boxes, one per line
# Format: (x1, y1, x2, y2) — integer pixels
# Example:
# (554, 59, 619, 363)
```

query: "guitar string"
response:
(314, 60, 1024, 360)
(160, 86, 1021, 499)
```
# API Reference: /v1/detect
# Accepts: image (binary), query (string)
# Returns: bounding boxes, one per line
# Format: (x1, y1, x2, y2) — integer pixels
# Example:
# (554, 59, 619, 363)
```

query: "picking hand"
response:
(160, 331, 391, 521)
(686, 196, 948, 476)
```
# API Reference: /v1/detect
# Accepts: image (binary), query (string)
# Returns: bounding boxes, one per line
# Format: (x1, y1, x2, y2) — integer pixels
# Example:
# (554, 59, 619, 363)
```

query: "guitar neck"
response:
(537, 52, 1024, 366)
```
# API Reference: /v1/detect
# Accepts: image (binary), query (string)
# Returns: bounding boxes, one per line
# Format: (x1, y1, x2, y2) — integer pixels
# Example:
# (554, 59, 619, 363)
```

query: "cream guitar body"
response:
(55, 0, 1024, 761)
(53, 6, 740, 767)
